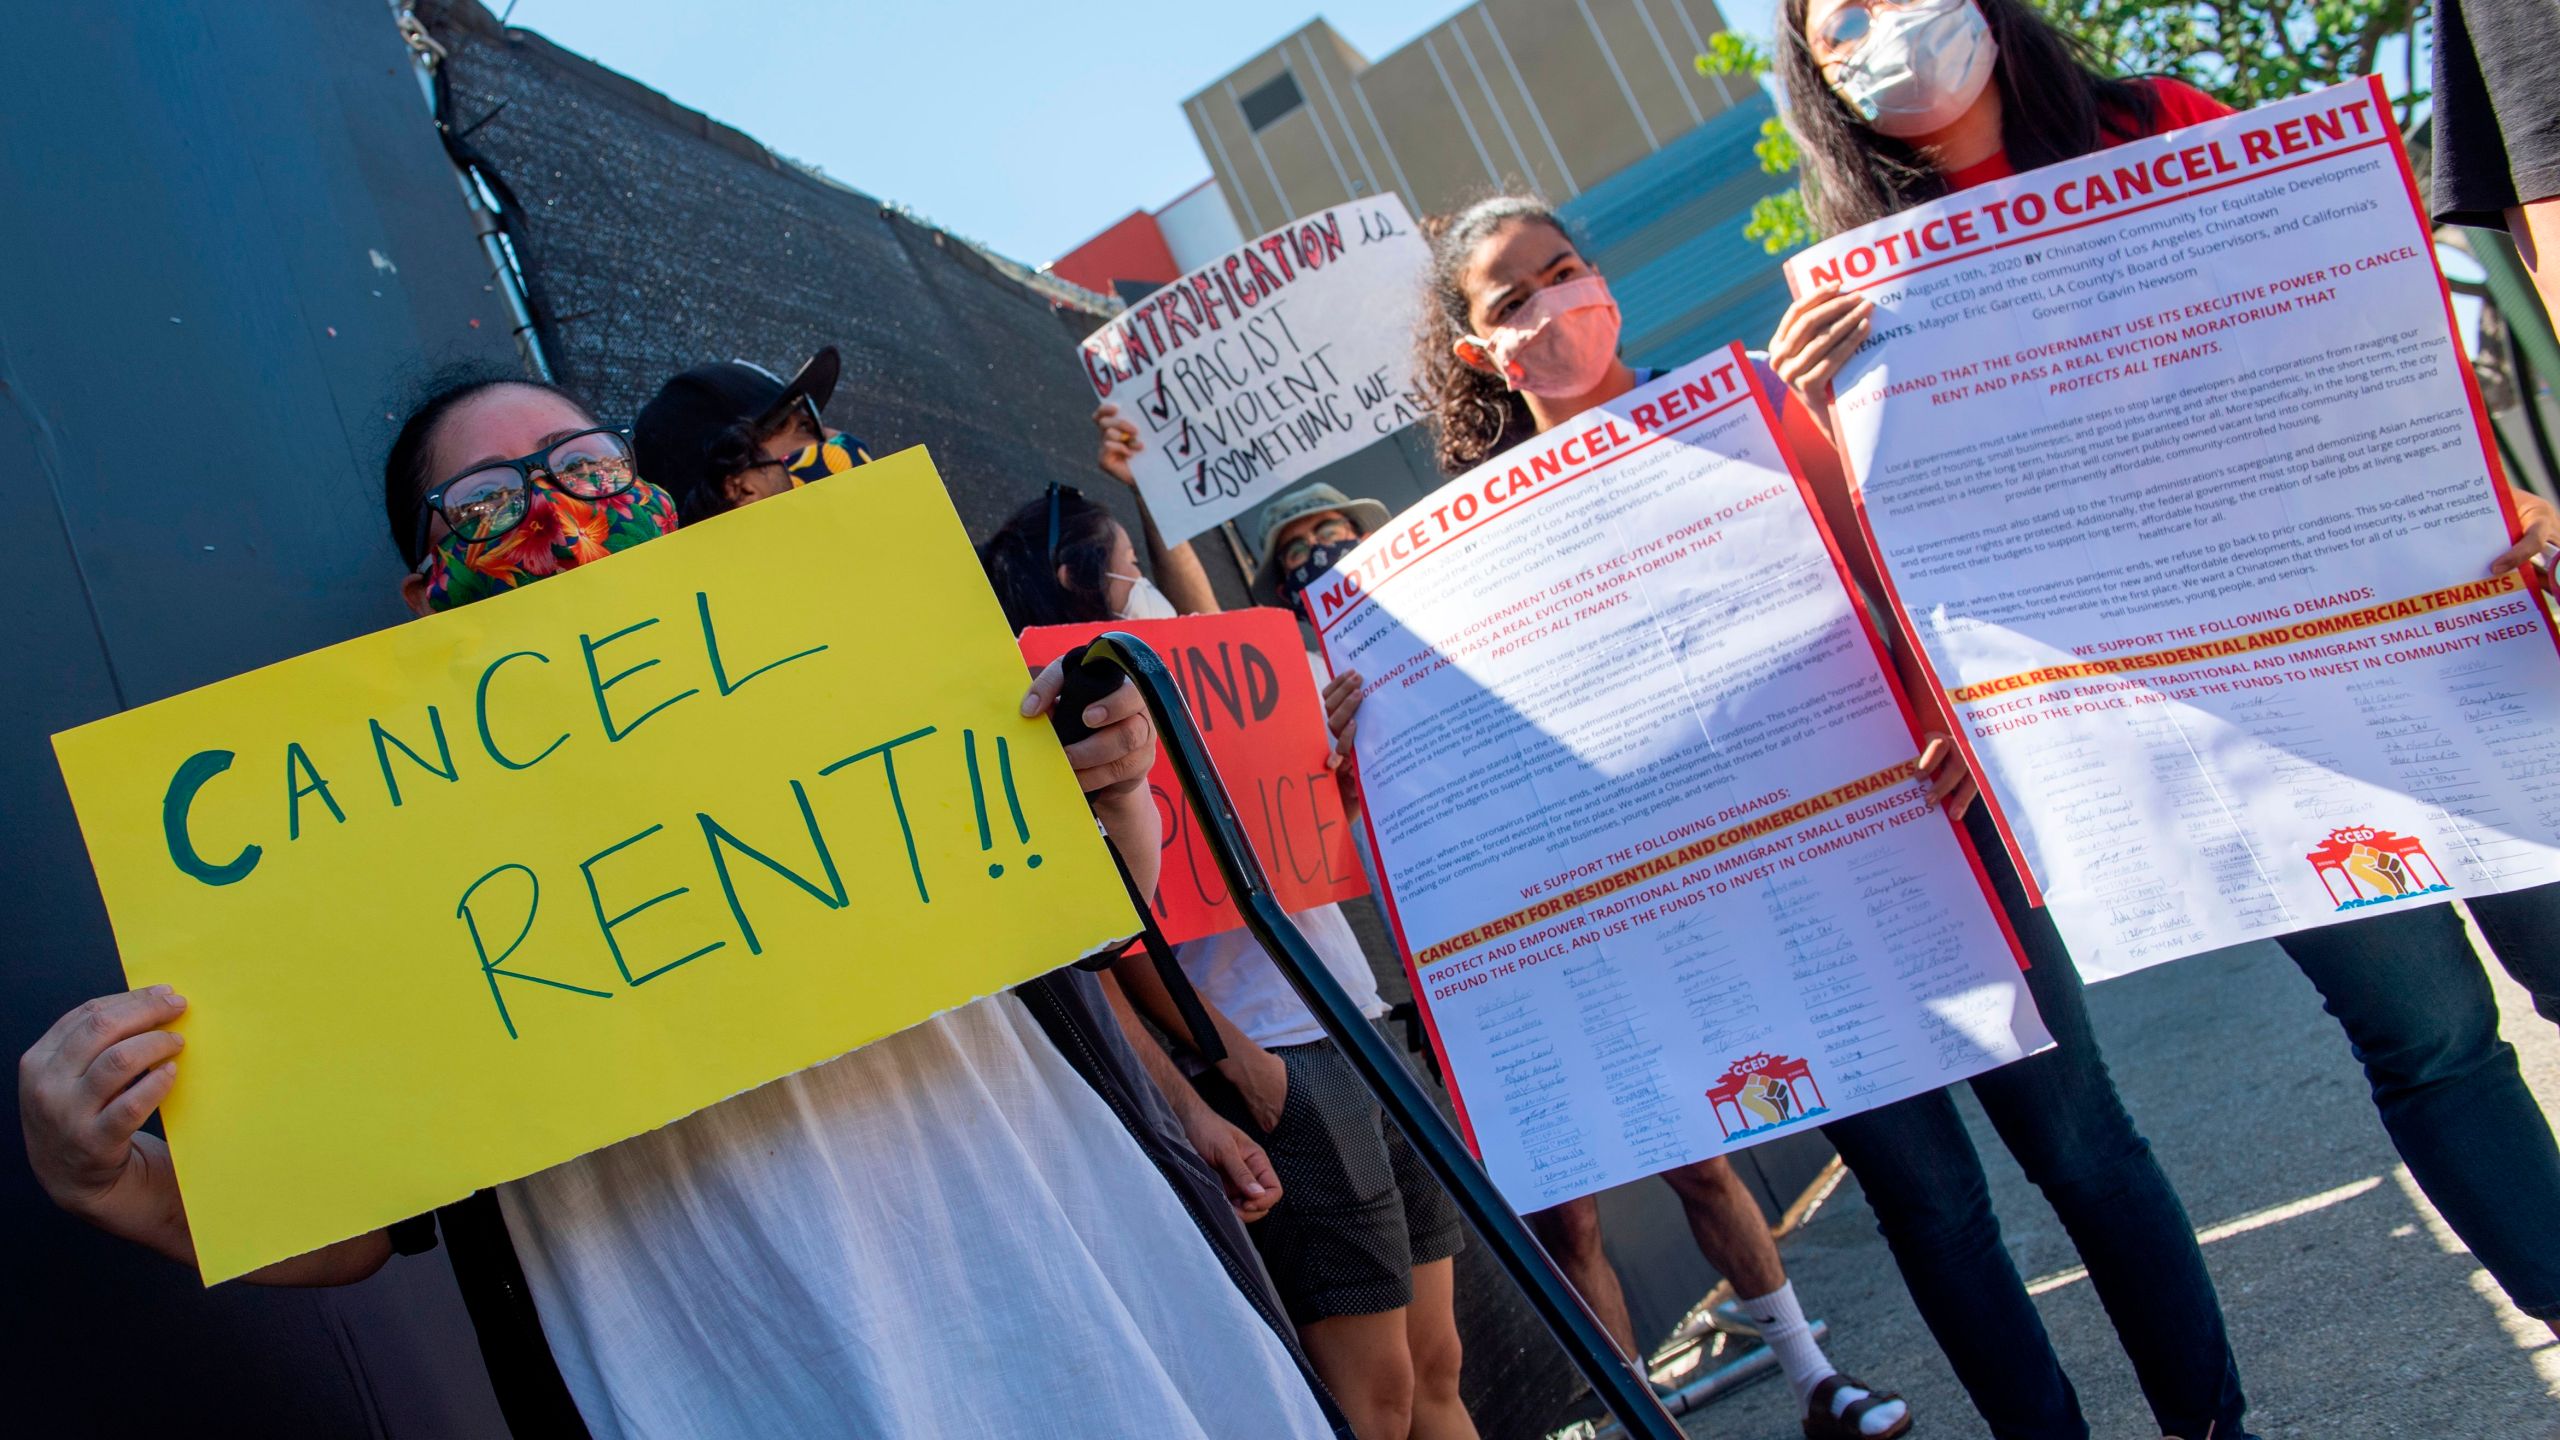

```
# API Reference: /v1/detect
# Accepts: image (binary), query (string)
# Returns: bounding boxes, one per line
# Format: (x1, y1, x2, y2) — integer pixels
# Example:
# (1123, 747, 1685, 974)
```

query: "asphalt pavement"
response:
(1673, 936, 2560, 1439)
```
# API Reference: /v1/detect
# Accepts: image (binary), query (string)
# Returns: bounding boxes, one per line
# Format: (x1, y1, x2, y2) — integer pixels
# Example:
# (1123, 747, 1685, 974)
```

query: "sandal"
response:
(1804, 1373, 1913, 1440)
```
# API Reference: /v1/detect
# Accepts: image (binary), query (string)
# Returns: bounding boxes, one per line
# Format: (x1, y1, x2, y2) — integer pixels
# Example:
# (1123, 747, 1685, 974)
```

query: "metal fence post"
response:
(1055, 633, 1686, 1440)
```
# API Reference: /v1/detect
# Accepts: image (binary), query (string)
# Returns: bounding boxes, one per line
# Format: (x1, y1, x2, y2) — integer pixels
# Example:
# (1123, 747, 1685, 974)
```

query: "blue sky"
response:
(483, 0, 1782, 265)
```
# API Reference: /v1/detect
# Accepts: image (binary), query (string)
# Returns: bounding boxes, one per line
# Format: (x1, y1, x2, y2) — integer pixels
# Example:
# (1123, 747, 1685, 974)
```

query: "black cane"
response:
(1049, 634, 1685, 1440)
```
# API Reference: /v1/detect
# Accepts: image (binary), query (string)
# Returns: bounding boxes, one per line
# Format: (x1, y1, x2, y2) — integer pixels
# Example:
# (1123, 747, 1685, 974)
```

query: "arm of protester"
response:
(1113, 955, 1292, 1135)
(2492, 486, 2560, 578)
(1096, 972, 1280, 1221)
(1768, 281, 1871, 446)
(20, 988, 393, 1286)
(1322, 667, 1364, 820)
(1780, 402, 1977, 819)
(1913, 733, 1978, 819)
(1183, 1105, 1282, 1223)
(1094, 402, 1221, 615)
(1864, 600, 1976, 818)
(1023, 660, 1163, 895)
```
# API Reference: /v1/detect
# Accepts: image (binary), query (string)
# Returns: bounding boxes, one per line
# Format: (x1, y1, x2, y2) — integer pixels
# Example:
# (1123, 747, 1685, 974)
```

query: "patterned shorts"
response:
(1198, 1035, 1466, 1324)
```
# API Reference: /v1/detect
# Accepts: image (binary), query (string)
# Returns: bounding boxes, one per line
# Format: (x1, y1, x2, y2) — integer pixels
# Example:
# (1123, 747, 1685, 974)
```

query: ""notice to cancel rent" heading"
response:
(1792, 83, 2390, 294)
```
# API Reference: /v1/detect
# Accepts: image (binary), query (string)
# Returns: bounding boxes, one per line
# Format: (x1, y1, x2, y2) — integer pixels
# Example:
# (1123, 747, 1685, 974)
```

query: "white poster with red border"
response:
(1784, 77, 2560, 979)
(1304, 346, 2047, 1211)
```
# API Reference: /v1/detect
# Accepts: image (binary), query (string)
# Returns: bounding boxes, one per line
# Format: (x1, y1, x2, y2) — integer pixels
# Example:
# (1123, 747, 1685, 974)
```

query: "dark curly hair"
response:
(1413, 195, 1573, 476)
(1775, 0, 2160, 237)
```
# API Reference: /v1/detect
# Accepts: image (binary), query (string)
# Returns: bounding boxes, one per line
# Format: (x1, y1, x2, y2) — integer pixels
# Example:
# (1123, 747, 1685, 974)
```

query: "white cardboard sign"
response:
(1079, 197, 1430, 543)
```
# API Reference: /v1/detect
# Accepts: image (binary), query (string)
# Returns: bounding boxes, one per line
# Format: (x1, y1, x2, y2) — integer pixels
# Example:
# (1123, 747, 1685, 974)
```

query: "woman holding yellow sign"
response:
(18, 371, 1338, 1440)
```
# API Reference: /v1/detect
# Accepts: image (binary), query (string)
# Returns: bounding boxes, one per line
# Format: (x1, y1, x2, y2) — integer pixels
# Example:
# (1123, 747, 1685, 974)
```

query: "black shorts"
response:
(2431, 0, 2560, 228)
(1197, 1036, 1466, 1324)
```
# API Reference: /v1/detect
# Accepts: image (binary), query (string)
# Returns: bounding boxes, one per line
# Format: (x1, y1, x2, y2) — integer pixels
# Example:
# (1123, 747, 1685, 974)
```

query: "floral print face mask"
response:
(423, 478, 681, 611)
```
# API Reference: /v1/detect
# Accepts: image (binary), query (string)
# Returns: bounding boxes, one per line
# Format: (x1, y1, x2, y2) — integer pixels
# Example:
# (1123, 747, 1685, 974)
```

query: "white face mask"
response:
(1109, 572, 1179, 621)
(1825, 0, 1998, 140)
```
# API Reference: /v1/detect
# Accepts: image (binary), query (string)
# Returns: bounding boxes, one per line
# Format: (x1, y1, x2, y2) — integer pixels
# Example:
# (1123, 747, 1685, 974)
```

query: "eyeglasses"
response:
(412, 427, 637, 566)
(734, 395, 830, 474)
(737, 394, 824, 461)
(1810, 0, 1926, 62)
(1279, 516, 1360, 571)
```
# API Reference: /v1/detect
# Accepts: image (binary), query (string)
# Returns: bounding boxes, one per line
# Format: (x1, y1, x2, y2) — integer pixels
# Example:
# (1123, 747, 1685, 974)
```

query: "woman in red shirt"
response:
(1768, 0, 2560, 1431)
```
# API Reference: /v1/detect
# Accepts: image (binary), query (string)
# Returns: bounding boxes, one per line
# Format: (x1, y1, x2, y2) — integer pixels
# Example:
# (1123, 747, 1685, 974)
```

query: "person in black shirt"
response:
(2433, 0, 2560, 324)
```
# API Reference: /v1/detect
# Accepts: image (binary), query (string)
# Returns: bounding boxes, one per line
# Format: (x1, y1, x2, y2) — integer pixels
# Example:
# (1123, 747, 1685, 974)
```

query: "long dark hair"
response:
(1414, 196, 1568, 476)
(978, 485, 1121, 630)
(1776, 0, 2159, 235)
(383, 368, 590, 567)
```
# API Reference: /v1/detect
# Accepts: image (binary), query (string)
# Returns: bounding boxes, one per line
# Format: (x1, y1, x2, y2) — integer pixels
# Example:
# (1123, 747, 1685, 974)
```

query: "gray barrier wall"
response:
(0, 2, 527, 1433)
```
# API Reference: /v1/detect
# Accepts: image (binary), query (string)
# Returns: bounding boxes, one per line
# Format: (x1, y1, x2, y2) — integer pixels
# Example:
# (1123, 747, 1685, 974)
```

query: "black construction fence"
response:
(414, 0, 1239, 585)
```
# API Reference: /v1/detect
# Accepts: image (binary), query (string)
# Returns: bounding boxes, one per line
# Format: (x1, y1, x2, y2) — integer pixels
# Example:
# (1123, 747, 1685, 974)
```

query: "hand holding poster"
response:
(1306, 346, 2048, 1210)
(51, 451, 1135, 1283)
(1079, 197, 1429, 543)
(1020, 609, 1367, 943)
(1786, 77, 2560, 978)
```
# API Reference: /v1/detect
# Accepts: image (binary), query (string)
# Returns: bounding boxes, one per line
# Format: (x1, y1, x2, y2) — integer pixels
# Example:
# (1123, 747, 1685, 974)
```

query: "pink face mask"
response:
(1463, 275, 1623, 398)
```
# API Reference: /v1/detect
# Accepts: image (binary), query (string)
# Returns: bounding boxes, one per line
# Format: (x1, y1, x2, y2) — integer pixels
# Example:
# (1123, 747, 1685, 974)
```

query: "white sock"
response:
(1735, 1281, 1834, 1401)
(1735, 1282, 1907, 1436)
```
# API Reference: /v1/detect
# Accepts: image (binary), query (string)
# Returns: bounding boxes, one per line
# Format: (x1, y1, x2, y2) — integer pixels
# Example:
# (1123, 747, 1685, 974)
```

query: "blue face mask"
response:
(1280, 538, 1362, 608)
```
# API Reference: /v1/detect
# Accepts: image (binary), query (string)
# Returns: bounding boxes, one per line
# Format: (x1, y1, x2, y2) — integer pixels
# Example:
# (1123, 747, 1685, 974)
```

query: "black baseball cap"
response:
(634, 345, 842, 518)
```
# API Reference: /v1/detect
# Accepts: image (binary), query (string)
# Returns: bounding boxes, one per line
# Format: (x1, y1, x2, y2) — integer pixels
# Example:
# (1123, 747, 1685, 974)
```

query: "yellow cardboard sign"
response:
(52, 449, 1135, 1283)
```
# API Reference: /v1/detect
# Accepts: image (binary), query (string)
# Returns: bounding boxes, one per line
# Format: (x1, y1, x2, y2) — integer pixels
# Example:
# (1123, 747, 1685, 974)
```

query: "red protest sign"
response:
(1021, 609, 1368, 943)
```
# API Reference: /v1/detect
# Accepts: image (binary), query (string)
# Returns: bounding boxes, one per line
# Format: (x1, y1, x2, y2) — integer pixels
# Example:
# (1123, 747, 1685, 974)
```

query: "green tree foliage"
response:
(1697, 2, 2430, 254)
(2049, 0, 2427, 113)
(1698, 34, 1820, 252)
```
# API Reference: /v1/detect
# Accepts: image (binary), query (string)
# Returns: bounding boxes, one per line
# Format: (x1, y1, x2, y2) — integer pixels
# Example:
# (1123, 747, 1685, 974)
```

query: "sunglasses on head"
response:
(768, 394, 826, 451)
(731, 396, 826, 471)
(1045, 480, 1086, 560)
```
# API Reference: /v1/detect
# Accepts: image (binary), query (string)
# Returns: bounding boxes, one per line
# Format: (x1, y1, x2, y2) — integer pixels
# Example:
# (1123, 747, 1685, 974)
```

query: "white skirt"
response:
(497, 992, 1333, 1439)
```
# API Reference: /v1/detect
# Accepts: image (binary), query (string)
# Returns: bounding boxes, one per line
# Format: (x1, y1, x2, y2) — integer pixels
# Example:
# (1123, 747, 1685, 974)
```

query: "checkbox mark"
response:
(1138, 372, 1176, 430)
(1169, 418, 1198, 462)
